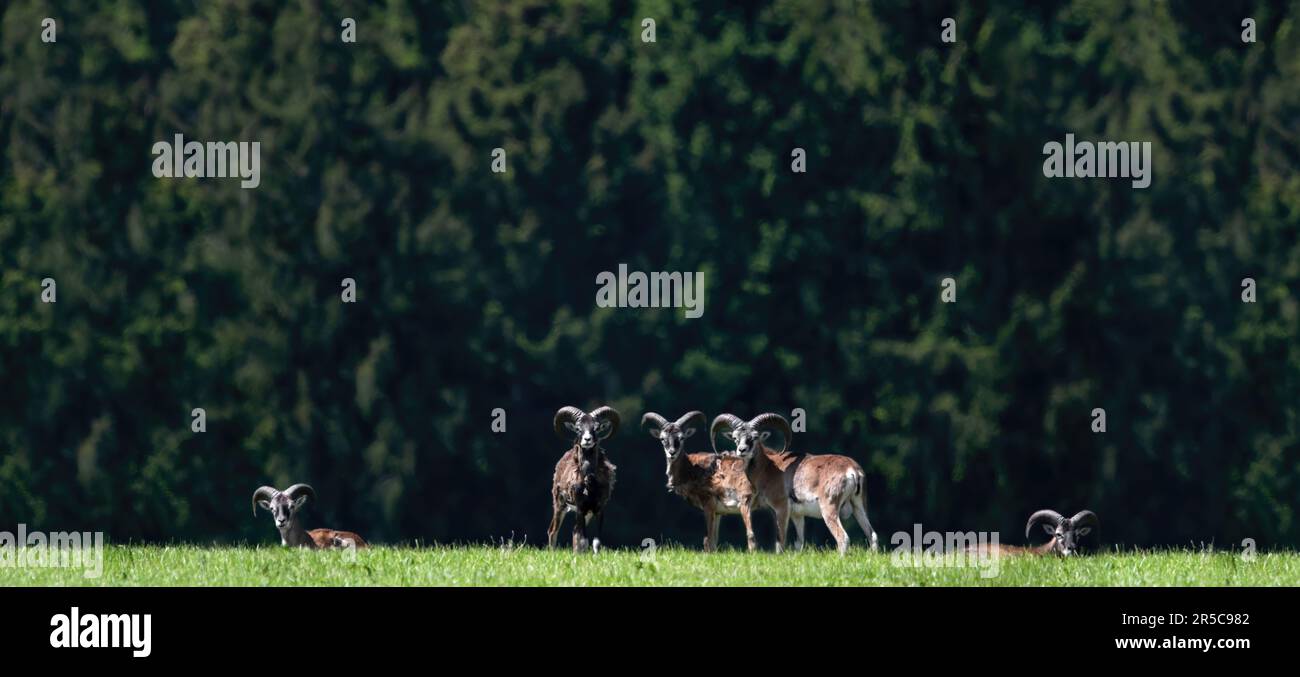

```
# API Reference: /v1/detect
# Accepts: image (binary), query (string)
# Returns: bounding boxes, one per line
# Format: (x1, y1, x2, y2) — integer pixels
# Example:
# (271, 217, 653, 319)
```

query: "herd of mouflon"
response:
(253, 406, 1098, 556)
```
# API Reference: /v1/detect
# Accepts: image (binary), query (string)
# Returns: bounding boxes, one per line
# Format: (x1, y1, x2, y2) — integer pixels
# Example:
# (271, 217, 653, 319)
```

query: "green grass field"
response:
(4, 545, 1299, 586)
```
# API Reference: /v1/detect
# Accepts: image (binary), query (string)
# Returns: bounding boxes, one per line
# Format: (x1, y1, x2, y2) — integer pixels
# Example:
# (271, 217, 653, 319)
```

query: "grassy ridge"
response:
(3, 545, 1299, 586)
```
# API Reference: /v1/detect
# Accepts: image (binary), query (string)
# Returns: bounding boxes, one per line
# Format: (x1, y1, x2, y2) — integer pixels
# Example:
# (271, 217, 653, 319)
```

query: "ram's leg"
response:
(591, 512, 604, 553)
(547, 498, 565, 550)
(851, 493, 878, 551)
(772, 504, 790, 554)
(740, 503, 756, 553)
(820, 500, 851, 555)
(572, 511, 589, 553)
(791, 514, 807, 551)
(702, 506, 717, 552)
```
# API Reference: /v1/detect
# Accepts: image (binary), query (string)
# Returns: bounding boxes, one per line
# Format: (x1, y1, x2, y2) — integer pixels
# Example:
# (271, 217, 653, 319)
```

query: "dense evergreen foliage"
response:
(2, 1, 1297, 549)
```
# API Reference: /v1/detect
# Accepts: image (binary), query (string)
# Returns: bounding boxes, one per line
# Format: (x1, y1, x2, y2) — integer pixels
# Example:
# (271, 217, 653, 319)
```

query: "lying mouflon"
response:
(252, 484, 367, 549)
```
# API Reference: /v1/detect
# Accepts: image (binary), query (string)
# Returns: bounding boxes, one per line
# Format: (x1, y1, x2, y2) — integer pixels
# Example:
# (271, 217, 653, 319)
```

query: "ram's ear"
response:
(565, 422, 579, 433)
(1042, 524, 1057, 536)
(257, 500, 272, 512)
(292, 496, 308, 511)
(759, 431, 771, 441)
(647, 427, 662, 437)
(1076, 527, 1092, 537)
(682, 428, 696, 438)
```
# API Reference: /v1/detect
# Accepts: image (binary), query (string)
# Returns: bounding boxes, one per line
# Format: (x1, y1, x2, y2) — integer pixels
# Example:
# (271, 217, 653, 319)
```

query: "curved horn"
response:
(252, 486, 279, 515)
(589, 406, 621, 439)
(1069, 510, 1099, 532)
(641, 412, 670, 434)
(283, 483, 316, 503)
(674, 410, 706, 433)
(710, 414, 744, 454)
(748, 412, 792, 454)
(553, 406, 585, 439)
(1025, 509, 1064, 538)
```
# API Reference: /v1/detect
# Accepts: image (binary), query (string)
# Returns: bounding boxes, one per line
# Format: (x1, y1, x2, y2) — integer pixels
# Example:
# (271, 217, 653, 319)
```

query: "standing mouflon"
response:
(642, 410, 758, 552)
(548, 406, 621, 553)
